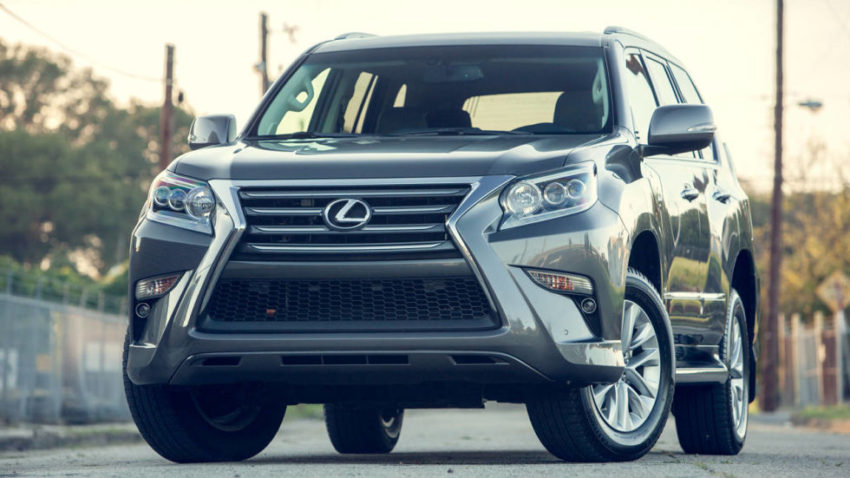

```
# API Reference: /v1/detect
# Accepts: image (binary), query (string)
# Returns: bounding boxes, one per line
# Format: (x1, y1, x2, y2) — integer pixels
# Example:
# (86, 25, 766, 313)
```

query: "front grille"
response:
(203, 277, 497, 332)
(234, 184, 470, 260)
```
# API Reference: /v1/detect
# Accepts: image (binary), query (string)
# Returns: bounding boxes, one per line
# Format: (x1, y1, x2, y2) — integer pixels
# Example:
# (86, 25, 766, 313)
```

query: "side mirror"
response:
(188, 114, 237, 150)
(644, 104, 715, 155)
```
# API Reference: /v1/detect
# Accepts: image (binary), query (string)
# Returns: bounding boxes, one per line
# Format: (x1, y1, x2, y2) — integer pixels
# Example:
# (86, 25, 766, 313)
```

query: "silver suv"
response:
(124, 27, 759, 463)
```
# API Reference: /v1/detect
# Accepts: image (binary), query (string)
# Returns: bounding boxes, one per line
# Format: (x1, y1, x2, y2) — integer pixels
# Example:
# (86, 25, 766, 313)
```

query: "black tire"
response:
(324, 405, 403, 454)
(526, 269, 675, 462)
(673, 289, 749, 455)
(123, 333, 286, 463)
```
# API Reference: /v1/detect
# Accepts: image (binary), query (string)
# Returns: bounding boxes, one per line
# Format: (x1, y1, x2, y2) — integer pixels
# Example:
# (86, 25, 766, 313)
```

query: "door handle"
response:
(680, 185, 700, 201)
(712, 189, 733, 203)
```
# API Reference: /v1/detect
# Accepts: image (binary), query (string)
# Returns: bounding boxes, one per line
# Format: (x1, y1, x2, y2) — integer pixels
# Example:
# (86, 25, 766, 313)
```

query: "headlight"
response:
(145, 171, 216, 234)
(500, 162, 597, 229)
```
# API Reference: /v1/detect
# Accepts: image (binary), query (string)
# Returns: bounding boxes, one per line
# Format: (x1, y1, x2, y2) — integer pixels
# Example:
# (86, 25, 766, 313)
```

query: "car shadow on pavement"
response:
(250, 450, 681, 465)
(252, 450, 558, 465)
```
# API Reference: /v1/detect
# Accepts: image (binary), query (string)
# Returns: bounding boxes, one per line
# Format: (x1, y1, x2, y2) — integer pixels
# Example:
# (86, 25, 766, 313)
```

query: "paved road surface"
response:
(1, 405, 848, 477)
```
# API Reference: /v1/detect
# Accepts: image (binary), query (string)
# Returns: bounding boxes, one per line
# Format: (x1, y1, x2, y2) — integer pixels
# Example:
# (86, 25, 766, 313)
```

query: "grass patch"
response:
(794, 405, 850, 421)
(286, 404, 323, 420)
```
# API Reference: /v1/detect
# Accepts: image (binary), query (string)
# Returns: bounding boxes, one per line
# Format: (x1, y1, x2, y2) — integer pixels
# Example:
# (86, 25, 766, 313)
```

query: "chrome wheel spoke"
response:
(592, 383, 615, 409)
(616, 381, 631, 430)
(625, 366, 657, 398)
(629, 347, 660, 369)
(630, 321, 654, 350)
(621, 302, 638, 349)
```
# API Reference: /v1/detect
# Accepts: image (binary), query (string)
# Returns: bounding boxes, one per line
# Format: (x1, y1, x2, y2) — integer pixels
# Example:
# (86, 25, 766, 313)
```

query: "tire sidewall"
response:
(581, 271, 675, 452)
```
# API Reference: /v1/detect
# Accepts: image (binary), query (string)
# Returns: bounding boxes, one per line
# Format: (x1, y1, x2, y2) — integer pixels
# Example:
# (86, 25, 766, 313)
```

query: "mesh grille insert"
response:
(205, 277, 495, 330)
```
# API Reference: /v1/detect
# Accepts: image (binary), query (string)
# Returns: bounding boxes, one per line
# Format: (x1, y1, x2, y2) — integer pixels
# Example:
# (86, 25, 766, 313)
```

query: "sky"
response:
(2, 0, 849, 191)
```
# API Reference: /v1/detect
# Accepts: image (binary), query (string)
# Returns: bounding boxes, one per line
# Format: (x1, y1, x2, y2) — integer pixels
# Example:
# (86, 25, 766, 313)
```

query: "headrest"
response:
(553, 91, 603, 133)
(376, 108, 427, 133)
(425, 109, 472, 129)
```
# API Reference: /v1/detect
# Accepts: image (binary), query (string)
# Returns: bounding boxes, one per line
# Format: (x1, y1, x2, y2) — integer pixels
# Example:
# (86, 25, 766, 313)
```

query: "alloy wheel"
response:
(729, 317, 748, 439)
(590, 299, 661, 433)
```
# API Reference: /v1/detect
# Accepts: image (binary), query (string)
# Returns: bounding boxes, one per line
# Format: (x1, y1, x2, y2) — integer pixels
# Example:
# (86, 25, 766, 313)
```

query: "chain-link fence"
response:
(0, 271, 129, 424)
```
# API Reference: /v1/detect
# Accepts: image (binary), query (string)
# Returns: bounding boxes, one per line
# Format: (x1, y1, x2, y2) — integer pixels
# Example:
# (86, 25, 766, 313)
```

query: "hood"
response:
(172, 134, 612, 181)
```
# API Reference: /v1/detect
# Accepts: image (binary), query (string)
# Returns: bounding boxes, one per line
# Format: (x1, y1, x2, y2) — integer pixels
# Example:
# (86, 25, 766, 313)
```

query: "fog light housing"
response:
(135, 273, 182, 300)
(580, 297, 597, 314)
(135, 302, 151, 318)
(526, 269, 594, 295)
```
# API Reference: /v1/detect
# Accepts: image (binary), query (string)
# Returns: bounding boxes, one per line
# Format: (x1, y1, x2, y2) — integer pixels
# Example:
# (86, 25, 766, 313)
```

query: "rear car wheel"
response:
(526, 269, 674, 462)
(123, 333, 286, 463)
(324, 404, 404, 454)
(673, 289, 749, 455)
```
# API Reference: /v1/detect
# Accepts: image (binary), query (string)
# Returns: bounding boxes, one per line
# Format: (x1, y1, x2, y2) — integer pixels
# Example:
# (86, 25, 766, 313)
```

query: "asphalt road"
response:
(1, 405, 848, 477)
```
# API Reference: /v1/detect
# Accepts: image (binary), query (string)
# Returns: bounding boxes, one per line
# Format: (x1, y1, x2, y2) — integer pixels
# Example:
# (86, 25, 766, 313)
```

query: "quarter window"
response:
(622, 51, 657, 142)
(644, 58, 678, 105)
(670, 64, 703, 104)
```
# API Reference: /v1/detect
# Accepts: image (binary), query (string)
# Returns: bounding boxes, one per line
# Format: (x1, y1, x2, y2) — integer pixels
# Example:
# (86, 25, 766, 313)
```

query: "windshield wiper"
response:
(251, 131, 360, 140)
(386, 128, 529, 137)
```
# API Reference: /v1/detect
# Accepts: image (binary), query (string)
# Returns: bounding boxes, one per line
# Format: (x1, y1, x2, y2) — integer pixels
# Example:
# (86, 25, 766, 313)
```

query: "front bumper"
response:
(127, 176, 628, 387)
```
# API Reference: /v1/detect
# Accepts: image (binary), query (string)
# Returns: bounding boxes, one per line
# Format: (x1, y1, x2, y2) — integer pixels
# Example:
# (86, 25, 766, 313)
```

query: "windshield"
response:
(252, 45, 612, 138)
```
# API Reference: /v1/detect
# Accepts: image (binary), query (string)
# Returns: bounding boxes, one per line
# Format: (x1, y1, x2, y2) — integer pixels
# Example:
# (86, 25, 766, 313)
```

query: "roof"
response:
(313, 31, 604, 53)
(315, 28, 684, 67)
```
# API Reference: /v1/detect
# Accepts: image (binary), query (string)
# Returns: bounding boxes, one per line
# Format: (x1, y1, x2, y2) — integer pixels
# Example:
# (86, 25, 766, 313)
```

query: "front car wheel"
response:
(123, 333, 286, 463)
(526, 269, 675, 462)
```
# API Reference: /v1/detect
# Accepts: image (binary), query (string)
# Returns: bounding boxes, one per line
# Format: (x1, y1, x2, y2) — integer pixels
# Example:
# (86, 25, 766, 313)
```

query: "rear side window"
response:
(622, 51, 657, 142)
(668, 64, 715, 161)
(644, 58, 678, 105)
(670, 64, 703, 104)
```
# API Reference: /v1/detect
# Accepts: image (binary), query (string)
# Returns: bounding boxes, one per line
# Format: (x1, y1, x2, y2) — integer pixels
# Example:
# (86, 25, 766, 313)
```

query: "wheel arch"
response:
(627, 229, 663, 295)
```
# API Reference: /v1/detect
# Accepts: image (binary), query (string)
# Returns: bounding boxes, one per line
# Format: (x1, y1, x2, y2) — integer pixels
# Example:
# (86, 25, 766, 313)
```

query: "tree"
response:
(0, 39, 193, 275)
(749, 144, 850, 316)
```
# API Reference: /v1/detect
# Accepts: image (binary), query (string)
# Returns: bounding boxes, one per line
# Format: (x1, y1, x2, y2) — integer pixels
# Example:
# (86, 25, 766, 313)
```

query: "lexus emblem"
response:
(322, 198, 372, 230)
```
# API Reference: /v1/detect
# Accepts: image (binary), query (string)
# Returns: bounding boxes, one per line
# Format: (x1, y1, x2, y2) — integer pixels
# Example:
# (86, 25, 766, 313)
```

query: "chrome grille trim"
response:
(239, 187, 469, 199)
(244, 207, 323, 216)
(244, 241, 453, 253)
(249, 224, 446, 235)
(235, 181, 471, 258)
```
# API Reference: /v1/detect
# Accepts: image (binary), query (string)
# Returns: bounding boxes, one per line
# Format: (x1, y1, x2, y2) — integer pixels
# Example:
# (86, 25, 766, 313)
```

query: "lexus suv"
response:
(124, 27, 759, 463)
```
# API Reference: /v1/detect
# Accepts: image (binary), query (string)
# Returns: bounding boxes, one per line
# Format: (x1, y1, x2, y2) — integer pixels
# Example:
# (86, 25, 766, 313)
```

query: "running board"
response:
(675, 362, 728, 384)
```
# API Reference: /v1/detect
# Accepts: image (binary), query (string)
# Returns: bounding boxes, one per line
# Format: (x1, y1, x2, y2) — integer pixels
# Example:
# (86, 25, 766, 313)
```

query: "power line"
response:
(0, 2, 161, 83)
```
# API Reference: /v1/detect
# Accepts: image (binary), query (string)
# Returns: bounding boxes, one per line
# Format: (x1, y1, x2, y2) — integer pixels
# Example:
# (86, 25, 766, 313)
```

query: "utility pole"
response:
(159, 43, 175, 171)
(762, 0, 783, 412)
(259, 12, 269, 95)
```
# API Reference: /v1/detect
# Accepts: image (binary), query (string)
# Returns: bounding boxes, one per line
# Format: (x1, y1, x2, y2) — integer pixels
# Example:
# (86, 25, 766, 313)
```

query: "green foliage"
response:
(0, 255, 125, 313)
(794, 405, 850, 421)
(750, 186, 850, 316)
(0, 38, 193, 275)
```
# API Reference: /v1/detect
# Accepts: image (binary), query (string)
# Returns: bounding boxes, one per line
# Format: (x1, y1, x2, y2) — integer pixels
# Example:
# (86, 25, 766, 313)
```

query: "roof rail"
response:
(334, 32, 377, 40)
(603, 26, 653, 42)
